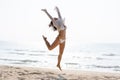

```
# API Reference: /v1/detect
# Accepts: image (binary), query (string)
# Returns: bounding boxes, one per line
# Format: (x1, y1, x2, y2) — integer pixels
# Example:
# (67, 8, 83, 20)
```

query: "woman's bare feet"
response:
(57, 64, 62, 71)
(42, 35, 47, 41)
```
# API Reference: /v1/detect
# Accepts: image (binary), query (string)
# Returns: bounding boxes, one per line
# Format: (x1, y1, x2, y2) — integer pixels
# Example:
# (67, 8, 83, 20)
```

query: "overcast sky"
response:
(0, 0, 120, 46)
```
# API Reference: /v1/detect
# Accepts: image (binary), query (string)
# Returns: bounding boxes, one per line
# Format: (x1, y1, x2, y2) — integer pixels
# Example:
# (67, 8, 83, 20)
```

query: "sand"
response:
(0, 65, 120, 80)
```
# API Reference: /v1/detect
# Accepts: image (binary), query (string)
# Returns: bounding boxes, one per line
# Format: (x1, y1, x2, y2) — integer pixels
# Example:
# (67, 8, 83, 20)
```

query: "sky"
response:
(0, 0, 120, 47)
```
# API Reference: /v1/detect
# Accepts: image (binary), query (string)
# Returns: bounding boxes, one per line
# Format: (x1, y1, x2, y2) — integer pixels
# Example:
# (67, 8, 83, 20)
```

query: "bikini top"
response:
(53, 18, 66, 31)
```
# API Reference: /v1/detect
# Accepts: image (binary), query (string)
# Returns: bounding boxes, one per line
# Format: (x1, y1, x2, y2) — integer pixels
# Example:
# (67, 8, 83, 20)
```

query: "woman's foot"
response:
(57, 64, 62, 71)
(42, 35, 47, 41)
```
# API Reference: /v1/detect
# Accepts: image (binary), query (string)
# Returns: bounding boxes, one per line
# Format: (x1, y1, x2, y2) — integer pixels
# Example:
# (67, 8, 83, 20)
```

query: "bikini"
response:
(60, 39, 65, 43)
(53, 18, 66, 43)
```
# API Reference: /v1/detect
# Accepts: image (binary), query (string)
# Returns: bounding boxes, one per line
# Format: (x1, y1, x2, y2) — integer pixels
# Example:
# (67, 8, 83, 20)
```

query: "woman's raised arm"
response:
(41, 9, 55, 22)
(55, 6, 62, 19)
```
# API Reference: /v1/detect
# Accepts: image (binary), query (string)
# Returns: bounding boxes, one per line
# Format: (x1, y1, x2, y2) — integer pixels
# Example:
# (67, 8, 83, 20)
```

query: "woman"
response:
(41, 6, 66, 71)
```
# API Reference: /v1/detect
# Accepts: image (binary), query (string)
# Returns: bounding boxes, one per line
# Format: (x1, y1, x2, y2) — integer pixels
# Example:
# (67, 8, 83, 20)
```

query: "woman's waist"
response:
(57, 34, 65, 39)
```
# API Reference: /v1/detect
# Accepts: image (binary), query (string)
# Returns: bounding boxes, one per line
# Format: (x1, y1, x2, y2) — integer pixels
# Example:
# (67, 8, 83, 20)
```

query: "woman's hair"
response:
(49, 18, 58, 31)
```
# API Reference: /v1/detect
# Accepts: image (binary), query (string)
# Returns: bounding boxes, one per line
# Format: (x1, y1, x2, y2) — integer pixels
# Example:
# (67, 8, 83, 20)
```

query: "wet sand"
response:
(0, 65, 120, 80)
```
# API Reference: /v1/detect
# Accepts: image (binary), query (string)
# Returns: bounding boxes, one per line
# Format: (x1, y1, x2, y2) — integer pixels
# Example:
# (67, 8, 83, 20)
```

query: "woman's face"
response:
(48, 18, 58, 31)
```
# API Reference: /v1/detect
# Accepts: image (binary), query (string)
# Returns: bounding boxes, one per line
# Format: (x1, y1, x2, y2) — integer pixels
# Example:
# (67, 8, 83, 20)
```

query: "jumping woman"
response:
(41, 6, 66, 71)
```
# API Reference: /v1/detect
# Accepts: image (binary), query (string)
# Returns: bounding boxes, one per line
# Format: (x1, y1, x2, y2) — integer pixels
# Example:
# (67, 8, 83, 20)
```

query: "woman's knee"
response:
(48, 47, 53, 50)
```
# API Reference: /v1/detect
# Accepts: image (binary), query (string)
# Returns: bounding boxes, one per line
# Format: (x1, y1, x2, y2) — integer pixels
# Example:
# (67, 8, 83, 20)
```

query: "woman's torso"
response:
(59, 30, 66, 39)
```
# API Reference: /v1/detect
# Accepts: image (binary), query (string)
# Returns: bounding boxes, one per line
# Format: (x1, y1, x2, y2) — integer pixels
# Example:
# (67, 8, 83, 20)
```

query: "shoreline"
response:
(0, 65, 120, 80)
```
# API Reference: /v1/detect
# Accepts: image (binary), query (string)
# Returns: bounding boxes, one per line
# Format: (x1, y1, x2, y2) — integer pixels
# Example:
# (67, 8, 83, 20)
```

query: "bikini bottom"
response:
(59, 39, 65, 43)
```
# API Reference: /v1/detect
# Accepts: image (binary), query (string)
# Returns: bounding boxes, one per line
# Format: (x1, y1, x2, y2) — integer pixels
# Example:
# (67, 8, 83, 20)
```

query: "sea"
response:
(0, 41, 120, 73)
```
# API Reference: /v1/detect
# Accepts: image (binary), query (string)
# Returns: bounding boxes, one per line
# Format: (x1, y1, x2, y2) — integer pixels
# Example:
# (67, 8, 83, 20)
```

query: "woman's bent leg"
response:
(43, 36, 59, 50)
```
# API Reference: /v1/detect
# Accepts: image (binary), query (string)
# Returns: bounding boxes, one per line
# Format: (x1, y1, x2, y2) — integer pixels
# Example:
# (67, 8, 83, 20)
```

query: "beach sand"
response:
(0, 65, 120, 80)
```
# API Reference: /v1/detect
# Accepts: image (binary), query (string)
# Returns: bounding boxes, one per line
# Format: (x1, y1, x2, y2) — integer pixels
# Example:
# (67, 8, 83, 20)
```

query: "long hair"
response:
(49, 18, 58, 31)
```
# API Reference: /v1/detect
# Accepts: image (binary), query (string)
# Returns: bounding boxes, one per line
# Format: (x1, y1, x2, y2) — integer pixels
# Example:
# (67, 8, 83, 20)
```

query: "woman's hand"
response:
(41, 9, 47, 12)
(55, 6, 58, 11)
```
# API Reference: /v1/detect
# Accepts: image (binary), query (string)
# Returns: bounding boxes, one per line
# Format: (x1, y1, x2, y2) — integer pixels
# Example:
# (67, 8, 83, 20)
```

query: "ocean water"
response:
(0, 41, 120, 73)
